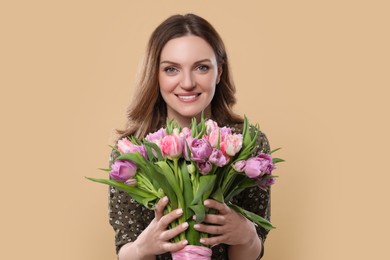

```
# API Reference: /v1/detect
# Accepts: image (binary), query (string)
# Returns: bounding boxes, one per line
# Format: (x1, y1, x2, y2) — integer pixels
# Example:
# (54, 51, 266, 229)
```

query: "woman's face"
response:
(158, 35, 222, 127)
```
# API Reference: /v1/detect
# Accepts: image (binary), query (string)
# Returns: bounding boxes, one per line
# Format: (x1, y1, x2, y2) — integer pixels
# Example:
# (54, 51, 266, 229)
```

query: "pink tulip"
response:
(207, 129, 220, 148)
(180, 127, 192, 139)
(183, 137, 193, 161)
(145, 128, 166, 142)
(205, 119, 219, 135)
(117, 138, 133, 154)
(110, 160, 137, 181)
(219, 126, 232, 137)
(125, 178, 137, 186)
(161, 134, 183, 159)
(224, 134, 243, 156)
(117, 138, 147, 158)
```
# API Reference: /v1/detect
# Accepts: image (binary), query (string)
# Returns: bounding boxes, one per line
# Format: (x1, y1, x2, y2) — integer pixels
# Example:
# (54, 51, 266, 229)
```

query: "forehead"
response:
(160, 35, 216, 63)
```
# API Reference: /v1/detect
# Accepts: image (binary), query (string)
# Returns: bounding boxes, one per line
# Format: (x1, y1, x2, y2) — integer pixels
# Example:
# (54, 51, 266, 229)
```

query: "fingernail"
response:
(162, 196, 168, 202)
(194, 224, 200, 229)
(182, 222, 189, 229)
(182, 240, 188, 245)
(204, 200, 210, 206)
(200, 238, 205, 243)
(176, 208, 183, 215)
(192, 215, 196, 220)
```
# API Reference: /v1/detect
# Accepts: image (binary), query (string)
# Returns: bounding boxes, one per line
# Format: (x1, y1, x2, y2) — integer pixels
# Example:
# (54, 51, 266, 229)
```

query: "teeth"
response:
(178, 95, 197, 100)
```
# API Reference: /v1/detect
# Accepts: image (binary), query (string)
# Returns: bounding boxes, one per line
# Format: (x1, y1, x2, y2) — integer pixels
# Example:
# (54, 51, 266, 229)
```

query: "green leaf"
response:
(224, 176, 255, 201)
(228, 202, 275, 231)
(273, 158, 285, 164)
(186, 220, 200, 245)
(211, 187, 224, 203)
(109, 145, 119, 153)
(85, 177, 157, 209)
(181, 162, 194, 219)
(270, 147, 282, 154)
(242, 116, 250, 146)
(165, 118, 173, 134)
(191, 175, 216, 205)
(191, 117, 198, 137)
(144, 141, 164, 161)
(117, 153, 178, 208)
(98, 168, 111, 172)
(195, 111, 206, 139)
(129, 136, 142, 145)
(189, 204, 206, 223)
(155, 161, 183, 209)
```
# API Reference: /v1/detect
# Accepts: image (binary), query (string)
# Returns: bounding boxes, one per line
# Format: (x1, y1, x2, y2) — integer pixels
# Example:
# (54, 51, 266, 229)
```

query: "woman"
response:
(109, 14, 271, 259)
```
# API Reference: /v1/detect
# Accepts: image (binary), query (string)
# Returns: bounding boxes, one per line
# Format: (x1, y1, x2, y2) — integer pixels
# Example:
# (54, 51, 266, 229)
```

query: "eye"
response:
(196, 65, 209, 72)
(164, 67, 178, 74)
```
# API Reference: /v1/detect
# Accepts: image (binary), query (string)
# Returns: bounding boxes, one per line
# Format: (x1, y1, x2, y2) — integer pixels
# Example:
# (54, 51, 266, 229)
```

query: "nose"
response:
(180, 71, 195, 90)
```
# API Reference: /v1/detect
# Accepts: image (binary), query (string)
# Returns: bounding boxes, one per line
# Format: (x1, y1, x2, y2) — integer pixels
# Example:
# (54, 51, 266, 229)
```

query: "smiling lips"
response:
(176, 93, 201, 102)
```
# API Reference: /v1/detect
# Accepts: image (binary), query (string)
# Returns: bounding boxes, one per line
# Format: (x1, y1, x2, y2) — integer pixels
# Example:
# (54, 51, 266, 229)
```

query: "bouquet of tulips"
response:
(87, 116, 282, 259)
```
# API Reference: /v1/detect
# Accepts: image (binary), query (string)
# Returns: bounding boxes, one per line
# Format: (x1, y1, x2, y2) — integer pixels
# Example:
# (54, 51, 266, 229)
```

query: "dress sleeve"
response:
(231, 128, 271, 259)
(107, 150, 155, 254)
(108, 150, 173, 259)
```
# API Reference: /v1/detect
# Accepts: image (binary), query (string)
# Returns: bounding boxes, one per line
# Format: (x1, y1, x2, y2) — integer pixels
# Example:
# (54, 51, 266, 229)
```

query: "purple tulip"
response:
(189, 138, 213, 162)
(109, 160, 137, 181)
(244, 154, 276, 178)
(197, 161, 212, 175)
(209, 148, 228, 167)
(233, 160, 246, 172)
(259, 177, 276, 190)
(256, 154, 276, 174)
(262, 177, 276, 186)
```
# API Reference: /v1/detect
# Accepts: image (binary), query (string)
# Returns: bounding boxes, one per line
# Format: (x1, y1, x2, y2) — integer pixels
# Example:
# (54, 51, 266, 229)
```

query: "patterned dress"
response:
(108, 124, 271, 259)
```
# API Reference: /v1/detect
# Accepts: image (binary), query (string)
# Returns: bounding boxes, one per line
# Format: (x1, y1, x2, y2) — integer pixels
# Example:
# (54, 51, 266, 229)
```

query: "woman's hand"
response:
(193, 199, 262, 259)
(119, 196, 188, 260)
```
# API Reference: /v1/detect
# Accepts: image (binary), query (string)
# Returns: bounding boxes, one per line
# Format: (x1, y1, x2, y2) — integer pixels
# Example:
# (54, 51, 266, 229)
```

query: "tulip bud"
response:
(187, 163, 196, 174)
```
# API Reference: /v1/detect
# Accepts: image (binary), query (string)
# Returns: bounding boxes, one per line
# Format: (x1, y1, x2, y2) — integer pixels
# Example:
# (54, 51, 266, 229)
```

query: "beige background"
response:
(1, 0, 389, 259)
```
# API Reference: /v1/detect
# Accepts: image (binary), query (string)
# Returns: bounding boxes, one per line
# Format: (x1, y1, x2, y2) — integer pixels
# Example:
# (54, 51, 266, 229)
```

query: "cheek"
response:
(158, 75, 176, 93)
(198, 74, 218, 90)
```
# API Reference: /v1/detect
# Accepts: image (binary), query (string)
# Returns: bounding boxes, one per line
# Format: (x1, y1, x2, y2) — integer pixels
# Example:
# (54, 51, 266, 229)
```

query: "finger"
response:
(160, 222, 189, 241)
(204, 199, 230, 215)
(159, 208, 183, 228)
(203, 213, 226, 225)
(194, 223, 224, 235)
(155, 196, 169, 220)
(200, 235, 225, 246)
(162, 239, 188, 253)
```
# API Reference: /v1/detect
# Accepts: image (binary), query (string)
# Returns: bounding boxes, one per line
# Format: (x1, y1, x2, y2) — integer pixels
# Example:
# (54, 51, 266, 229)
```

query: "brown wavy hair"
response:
(118, 13, 243, 139)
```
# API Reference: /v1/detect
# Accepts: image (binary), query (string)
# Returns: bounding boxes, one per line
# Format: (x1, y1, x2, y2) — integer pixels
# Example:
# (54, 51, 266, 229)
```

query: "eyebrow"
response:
(160, 59, 212, 65)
